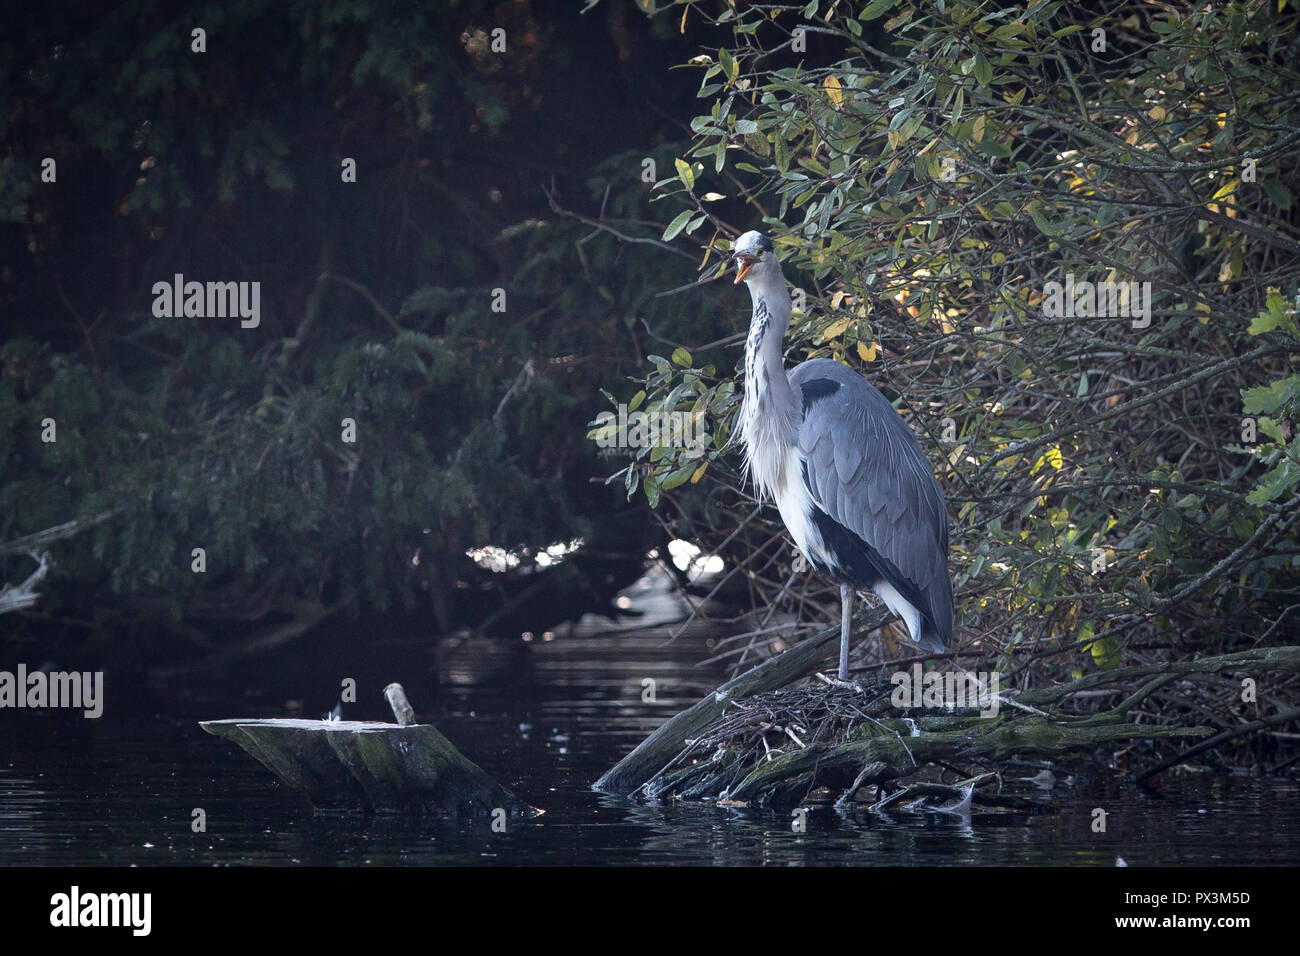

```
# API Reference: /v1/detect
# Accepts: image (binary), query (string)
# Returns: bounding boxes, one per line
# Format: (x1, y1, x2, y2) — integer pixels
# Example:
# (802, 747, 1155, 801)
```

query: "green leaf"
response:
(1029, 210, 1058, 237)
(1263, 179, 1293, 210)
(644, 473, 660, 508)
(1259, 415, 1284, 442)
(1242, 375, 1300, 415)
(662, 210, 693, 241)
(861, 0, 896, 21)
(1246, 459, 1300, 505)
(898, 113, 924, 143)
(671, 347, 693, 367)
(1076, 619, 1095, 646)
(1247, 291, 1298, 337)
(660, 463, 696, 491)
(1248, 308, 1299, 337)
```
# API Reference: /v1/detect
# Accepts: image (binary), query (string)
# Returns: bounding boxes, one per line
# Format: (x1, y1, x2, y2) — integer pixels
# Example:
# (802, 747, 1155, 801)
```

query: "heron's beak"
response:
(733, 256, 755, 284)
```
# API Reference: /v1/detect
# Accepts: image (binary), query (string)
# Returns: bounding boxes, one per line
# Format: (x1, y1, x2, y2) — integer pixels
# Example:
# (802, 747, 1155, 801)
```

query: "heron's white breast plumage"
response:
(770, 447, 835, 573)
(740, 428, 837, 577)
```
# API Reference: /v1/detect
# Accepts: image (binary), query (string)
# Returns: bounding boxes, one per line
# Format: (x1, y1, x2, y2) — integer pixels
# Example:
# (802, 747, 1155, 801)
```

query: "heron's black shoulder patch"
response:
(799, 377, 840, 415)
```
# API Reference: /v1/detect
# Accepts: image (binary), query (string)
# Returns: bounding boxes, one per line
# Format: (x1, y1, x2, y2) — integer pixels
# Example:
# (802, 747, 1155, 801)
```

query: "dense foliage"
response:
(0, 1, 721, 649)
(619, 0, 1300, 673)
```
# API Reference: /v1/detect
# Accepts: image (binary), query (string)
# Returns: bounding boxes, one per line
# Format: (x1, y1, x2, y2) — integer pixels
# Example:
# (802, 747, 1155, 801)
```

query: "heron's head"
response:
(732, 231, 777, 285)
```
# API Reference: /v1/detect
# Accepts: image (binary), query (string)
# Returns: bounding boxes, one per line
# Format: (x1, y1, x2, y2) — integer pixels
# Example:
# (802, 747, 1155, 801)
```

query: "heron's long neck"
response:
(740, 270, 800, 499)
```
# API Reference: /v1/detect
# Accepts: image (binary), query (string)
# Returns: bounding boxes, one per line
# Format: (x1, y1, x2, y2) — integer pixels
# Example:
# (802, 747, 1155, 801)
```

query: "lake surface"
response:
(1, 569, 1296, 866)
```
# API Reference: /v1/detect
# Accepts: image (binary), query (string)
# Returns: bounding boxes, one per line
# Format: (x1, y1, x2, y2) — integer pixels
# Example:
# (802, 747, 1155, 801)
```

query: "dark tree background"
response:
(0, 0, 745, 670)
(621, 0, 1300, 686)
(4, 0, 1299, 707)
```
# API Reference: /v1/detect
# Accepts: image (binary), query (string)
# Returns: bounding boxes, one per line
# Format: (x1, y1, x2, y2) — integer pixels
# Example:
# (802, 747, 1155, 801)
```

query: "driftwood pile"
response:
(596, 611, 1300, 810)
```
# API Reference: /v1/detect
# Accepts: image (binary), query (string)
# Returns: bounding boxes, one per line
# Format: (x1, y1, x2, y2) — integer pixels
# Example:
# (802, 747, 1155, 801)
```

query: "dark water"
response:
(1, 571, 1297, 866)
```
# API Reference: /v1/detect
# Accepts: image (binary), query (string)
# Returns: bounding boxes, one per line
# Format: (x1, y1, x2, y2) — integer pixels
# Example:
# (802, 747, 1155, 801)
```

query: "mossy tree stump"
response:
(202, 684, 536, 816)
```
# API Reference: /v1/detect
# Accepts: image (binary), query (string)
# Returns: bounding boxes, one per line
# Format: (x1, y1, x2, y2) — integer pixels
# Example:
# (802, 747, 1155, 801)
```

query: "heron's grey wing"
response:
(791, 361, 953, 644)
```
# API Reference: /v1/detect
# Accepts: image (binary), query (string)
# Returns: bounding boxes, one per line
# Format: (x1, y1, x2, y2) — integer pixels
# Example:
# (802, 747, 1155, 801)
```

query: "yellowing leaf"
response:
(1149, 105, 1167, 122)
(857, 340, 877, 362)
(1212, 178, 1240, 201)
(1030, 445, 1064, 475)
(675, 158, 695, 191)
(690, 461, 709, 484)
(822, 317, 853, 339)
(823, 75, 843, 108)
(718, 48, 738, 85)
(972, 114, 985, 143)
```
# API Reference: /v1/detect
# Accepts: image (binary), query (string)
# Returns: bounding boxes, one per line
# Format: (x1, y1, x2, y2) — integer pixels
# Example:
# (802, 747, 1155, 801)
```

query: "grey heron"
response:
(732, 230, 953, 679)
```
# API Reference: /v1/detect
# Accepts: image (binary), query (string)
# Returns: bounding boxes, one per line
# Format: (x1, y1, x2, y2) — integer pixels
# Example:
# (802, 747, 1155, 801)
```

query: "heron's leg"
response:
(839, 584, 853, 680)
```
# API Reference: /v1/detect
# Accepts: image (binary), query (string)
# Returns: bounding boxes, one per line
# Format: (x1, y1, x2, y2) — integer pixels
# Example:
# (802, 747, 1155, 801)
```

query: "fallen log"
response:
(0, 511, 119, 615)
(724, 713, 1208, 805)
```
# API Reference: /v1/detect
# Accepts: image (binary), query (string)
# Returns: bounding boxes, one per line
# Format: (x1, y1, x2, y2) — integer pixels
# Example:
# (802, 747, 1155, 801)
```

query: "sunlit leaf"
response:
(823, 75, 842, 108)
(675, 158, 695, 191)
(822, 317, 853, 339)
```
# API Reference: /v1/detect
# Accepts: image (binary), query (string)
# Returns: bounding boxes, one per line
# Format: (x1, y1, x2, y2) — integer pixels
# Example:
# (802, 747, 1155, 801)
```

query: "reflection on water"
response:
(1, 569, 1296, 866)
